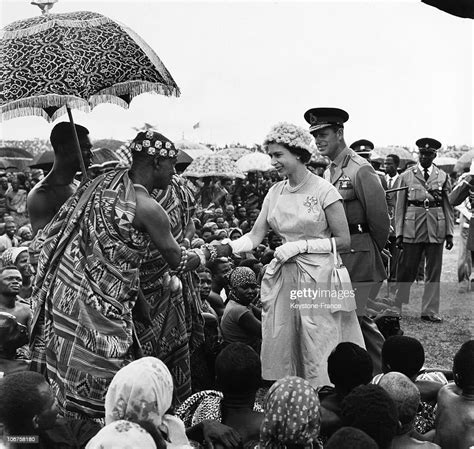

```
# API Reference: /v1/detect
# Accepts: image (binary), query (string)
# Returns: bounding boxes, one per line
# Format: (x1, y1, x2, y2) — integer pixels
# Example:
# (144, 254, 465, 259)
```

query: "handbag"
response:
(329, 237, 357, 313)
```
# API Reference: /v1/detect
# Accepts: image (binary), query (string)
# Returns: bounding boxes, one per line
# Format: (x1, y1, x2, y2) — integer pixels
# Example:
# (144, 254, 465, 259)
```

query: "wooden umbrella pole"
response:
(66, 107, 89, 182)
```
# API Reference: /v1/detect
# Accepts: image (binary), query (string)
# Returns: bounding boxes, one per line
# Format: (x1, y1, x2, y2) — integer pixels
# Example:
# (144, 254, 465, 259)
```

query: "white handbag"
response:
(329, 237, 357, 313)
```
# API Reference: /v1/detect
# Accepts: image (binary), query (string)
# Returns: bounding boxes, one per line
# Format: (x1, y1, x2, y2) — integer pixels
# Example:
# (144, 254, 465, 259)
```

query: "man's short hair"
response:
(0, 371, 48, 434)
(382, 336, 425, 378)
(341, 384, 398, 449)
(328, 342, 373, 394)
(50, 122, 89, 149)
(453, 340, 474, 390)
(379, 372, 420, 428)
(215, 343, 261, 394)
(207, 257, 230, 274)
(386, 154, 400, 166)
(326, 427, 378, 449)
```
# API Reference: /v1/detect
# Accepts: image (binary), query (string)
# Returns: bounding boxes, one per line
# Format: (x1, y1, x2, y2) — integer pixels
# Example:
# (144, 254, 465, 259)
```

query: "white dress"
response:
(259, 173, 365, 387)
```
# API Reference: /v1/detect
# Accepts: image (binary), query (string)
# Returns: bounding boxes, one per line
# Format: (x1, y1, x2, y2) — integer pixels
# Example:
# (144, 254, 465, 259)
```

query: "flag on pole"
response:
(193, 122, 200, 129)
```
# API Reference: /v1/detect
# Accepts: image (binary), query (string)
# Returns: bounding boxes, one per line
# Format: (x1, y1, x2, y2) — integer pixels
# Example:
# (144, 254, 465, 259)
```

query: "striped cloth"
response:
(135, 175, 204, 403)
(30, 169, 150, 420)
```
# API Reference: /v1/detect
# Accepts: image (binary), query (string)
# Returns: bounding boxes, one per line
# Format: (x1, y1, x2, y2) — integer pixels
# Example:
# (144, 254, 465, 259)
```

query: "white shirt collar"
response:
(417, 163, 433, 176)
(385, 173, 399, 182)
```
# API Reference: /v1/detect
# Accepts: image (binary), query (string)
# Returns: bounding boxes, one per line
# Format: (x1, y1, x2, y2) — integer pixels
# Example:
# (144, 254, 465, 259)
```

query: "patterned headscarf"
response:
(105, 357, 191, 448)
(129, 131, 177, 158)
(1, 247, 28, 267)
(85, 420, 156, 449)
(260, 376, 321, 449)
(229, 267, 257, 289)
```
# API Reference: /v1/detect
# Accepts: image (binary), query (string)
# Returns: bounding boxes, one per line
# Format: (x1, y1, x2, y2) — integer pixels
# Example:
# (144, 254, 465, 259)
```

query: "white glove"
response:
(274, 238, 332, 263)
(274, 241, 306, 263)
(229, 234, 254, 254)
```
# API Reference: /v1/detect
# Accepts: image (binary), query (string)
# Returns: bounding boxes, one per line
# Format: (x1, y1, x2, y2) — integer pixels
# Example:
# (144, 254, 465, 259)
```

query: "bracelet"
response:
(202, 243, 218, 263)
(175, 246, 188, 274)
(191, 248, 207, 268)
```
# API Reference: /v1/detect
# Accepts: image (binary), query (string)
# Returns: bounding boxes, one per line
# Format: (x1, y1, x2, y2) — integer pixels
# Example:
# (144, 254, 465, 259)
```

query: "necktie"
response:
(424, 168, 429, 181)
(330, 164, 336, 182)
(388, 177, 393, 189)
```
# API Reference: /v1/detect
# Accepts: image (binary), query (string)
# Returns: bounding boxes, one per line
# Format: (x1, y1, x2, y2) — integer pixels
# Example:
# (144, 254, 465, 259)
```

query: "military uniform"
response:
(394, 139, 454, 318)
(305, 108, 389, 373)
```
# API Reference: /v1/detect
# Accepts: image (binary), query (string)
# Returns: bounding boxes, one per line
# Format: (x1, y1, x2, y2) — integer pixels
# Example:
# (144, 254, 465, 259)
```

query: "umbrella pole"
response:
(66, 107, 89, 182)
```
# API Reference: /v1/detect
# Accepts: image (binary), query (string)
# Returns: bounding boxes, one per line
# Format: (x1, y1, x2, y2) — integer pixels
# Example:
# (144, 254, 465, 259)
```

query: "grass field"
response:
(380, 226, 472, 369)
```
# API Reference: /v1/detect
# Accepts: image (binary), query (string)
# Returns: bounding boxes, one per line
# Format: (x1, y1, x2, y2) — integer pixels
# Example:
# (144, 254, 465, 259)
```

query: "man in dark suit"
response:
(394, 138, 454, 322)
(305, 107, 390, 373)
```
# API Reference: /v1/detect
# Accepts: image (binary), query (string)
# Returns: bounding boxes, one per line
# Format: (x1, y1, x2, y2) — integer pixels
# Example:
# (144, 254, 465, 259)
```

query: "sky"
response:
(0, 0, 473, 148)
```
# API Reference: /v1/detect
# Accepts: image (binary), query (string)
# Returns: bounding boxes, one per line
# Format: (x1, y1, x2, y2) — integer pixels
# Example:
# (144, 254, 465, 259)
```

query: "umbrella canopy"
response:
(93, 139, 125, 151)
(434, 156, 457, 174)
(174, 139, 209, 151)
(182, 154, 246, 179)
(0, 11, 180, 122)
(89, 147, 120, 169)
(218, 147, 252, 161)
(454, 149, 474, 173)
(29, 150, 54, 171)
(371, 147, 416, 161)
(177, 150, 193, 165)
(0, 147, 34, 158)
(236, 152, 273, 172)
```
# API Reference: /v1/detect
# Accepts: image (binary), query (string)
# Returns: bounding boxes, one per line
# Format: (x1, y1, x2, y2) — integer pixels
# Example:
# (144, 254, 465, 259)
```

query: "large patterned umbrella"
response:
(218, 147, 252, 161)
(371, 147, 415, 161)
(1, 10, 180, 178)
(236, 152, 273, 172)
(182, 154, 245, 179)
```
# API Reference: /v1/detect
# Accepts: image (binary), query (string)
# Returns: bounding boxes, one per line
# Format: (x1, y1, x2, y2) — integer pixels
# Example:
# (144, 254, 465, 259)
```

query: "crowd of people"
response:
(0, 107, 472, 449)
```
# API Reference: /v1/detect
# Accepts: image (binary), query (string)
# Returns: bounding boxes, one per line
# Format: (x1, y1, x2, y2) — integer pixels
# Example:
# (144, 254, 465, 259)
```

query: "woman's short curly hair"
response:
(262, 122, 315, 164)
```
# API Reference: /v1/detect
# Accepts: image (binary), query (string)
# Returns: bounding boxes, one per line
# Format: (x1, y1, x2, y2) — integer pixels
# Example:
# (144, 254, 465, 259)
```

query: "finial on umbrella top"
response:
(31, 0, 58, 15)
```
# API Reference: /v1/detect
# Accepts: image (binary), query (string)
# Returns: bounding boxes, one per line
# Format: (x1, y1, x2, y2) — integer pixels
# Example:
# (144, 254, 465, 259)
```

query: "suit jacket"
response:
(449, 173, 474, 251)
(395, 164, 454, 243)
(325, 147, 390, 282)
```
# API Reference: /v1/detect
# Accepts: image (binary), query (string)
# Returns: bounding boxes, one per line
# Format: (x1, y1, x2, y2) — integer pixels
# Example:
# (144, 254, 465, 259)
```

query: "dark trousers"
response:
(395, 242, 444, 315)
(354, 282, 384, 374)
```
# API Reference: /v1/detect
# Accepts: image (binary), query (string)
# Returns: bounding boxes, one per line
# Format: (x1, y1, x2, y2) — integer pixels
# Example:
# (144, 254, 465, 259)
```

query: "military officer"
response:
(305, 107, 390, 373)
(394, 138, 454, 322)
(350, 139, 388, 189)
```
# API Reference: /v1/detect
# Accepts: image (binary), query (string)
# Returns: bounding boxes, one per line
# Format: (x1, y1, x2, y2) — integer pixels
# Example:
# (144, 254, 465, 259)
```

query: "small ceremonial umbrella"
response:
(236, 152, 273, 172)
(218, 147, 252, 161)
(454, 149, 474, 173)
(29, 150, 55, 171)
(182, 153, 246, 179)
(1, 9, 180, 180)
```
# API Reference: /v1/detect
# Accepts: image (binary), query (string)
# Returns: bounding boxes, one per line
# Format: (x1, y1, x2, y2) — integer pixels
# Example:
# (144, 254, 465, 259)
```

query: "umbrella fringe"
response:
(1, 15, 111, 40)
(91, 80, 180, 102)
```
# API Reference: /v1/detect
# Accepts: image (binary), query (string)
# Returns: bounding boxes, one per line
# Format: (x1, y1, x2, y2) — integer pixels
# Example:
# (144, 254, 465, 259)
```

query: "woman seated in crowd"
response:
(259, 376, 322, 449)
(105, 356, 240, 449)
(220, 267, 261, 352)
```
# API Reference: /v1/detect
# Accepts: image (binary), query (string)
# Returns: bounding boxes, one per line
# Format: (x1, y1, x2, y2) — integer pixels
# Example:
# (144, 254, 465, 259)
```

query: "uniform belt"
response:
(348, 223, 370, 234)
(407, 200, 442, 208)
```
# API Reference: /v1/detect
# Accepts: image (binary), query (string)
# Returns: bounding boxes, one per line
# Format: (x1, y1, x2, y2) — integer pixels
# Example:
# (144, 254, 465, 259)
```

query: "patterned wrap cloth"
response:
(1, 246, 28, 266)
(105, 357, 192, 448)
(30, 169, 150, 420)
(260, 376, 322, 449)
(135, 175, 204, 403)
(85, 420, 157, 449)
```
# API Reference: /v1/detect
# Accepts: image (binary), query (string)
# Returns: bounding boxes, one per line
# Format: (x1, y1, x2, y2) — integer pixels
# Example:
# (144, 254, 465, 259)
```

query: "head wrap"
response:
(191, 238, 205, 248)
(105, 357, 191, 448)
(260, 376, 321, 448)
(1, 247, 28, 267)
(262, 122, 315, 157)
(129, 131, 177, 158)
(17, 225, 32, 240)
(229, 228, 243, 238)
(229, 267, 257, 289)
(85, 420, 156, 449)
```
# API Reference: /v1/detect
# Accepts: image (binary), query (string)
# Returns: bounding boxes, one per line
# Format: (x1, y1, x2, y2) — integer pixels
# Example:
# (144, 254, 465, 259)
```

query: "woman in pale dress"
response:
(230, 122, 365, 387)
